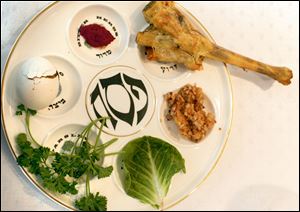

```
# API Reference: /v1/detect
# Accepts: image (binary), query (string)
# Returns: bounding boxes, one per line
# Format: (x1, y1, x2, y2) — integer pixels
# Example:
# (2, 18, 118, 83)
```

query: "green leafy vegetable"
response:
(17, 104, 26, 112)
(120, 136, 186, 209)
(15, 110, 23, 116)
(75, 192, 107, 211)
(61, 140, 75, 152)
(51, 153, 88, 179)
(16, 104, 39, 146)
(27, 108, 37, 116)
(15, 104, 120, 211)
(16, 133, 77, 194)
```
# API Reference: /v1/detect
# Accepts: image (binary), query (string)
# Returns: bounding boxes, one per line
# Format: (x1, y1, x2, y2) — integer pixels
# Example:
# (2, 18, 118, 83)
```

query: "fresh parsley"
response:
(75, 192, 107, 211)
(16, 104, 120, 211)
(16, 104, 39, 146)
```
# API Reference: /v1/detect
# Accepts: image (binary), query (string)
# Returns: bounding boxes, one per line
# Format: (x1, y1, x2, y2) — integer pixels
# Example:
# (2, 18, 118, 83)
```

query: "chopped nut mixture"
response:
(165, 84, 215, 142)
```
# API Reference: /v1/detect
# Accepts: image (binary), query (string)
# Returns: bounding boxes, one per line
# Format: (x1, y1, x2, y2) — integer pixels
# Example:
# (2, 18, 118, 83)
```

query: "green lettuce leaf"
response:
(120, 136, 185, 209)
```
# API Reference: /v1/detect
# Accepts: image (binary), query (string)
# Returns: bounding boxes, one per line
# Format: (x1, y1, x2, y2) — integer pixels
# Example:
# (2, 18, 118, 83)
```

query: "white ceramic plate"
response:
(1, 2, 233, 211)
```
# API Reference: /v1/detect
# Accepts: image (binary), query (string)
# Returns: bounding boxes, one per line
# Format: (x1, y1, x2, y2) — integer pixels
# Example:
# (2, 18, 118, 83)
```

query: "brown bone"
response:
(141, 1, 293, 85)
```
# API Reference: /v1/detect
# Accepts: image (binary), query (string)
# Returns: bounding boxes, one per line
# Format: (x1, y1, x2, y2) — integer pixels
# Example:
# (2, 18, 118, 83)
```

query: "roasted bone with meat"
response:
(137, 1, 293, 85)
(138, 25, 204, 70)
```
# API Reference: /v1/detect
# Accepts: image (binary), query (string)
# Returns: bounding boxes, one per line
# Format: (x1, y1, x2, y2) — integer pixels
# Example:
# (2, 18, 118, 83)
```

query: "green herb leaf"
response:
(61, 140, 75, 152)
(15, 113, 117, 211)
(77, 141, 93, 160)
(27, 108, 37, 116)
(75, 192, 107, 211)
(16, 133, 34, 166)
(119, 136, 186, 209)
(16, 105, 39, 146)
(17, 154, 31, 167)
(52, 153, 87, 179)
(16, 111, 23, 116)
(42, 173, 78, 195)
(17, 104, 26, 111)
(16, 133, 31, 150)
(88, 165, 113, 179)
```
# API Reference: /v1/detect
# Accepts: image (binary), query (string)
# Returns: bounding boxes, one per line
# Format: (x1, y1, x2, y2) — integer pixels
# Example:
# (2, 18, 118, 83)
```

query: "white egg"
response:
(16, 57, 60, 110)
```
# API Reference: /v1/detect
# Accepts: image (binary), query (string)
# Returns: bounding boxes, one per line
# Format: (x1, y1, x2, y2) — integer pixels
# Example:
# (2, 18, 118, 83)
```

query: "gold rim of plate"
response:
(1, 1, 234, 211)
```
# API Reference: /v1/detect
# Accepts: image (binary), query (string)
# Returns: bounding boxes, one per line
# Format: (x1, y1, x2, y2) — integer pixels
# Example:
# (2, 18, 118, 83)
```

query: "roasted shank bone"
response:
(137, 25, 204, 70)
(138, 1, 293, 85)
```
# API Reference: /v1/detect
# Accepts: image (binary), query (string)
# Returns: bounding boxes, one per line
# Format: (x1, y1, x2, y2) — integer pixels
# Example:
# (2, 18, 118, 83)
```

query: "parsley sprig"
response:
(15, 104, 120, 211)
(16, 104, 39, 147)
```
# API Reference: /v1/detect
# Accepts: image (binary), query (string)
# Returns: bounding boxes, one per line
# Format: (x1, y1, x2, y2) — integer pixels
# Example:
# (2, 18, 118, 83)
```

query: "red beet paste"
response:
(79, 24, 115, 48)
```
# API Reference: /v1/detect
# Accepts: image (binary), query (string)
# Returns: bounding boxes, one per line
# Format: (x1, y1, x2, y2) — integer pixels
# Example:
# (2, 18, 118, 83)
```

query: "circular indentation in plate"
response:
(38, 56, 82, 116)
(42, 124, 103, 183)
(160, 88, 215, 147)
(86, 65, 155, 137)
(138, 46, 191, 81)
(42, 124, 99, 152)
(67, 4, 129, 66)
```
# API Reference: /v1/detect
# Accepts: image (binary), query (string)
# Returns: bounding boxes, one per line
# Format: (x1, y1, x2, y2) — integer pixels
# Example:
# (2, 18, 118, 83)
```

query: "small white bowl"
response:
(67, 4, 129, 66)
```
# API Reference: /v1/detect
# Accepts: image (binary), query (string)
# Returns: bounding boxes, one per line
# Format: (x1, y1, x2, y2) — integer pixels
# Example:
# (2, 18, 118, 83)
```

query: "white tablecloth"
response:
(1, 1, 299, 211)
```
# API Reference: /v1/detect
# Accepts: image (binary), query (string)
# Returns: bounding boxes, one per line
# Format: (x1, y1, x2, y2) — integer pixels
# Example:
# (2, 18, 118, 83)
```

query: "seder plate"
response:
(1, 1, 233, 211)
